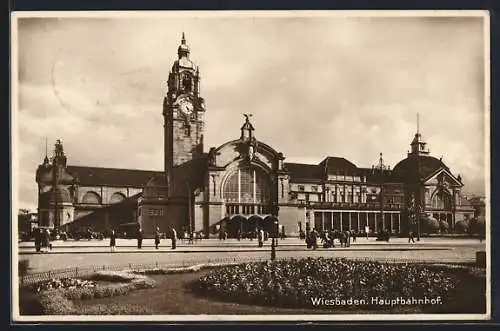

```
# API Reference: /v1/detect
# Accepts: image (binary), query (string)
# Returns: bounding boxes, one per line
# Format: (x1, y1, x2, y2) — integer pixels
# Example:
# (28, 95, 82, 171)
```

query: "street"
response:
(17, 237, 486, 273)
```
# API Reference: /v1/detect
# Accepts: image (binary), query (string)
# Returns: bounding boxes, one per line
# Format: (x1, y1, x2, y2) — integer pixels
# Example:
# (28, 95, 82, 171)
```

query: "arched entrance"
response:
(430, 188, 453, 230)
(226, 215, 247, 238)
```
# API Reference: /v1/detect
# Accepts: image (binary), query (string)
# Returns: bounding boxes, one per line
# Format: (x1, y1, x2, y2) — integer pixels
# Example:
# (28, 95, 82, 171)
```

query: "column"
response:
(348, 212, 352, 230)
(382, 213, 385, 231)
(357, 212, 360, 232)
(331, 212, 334, 229)
(253, 169, 256, 203)
(238, 169, 241, 203)
(397, 213, 401, 234)
(340, 212, 343, 231)
(321, 212, 325, 231)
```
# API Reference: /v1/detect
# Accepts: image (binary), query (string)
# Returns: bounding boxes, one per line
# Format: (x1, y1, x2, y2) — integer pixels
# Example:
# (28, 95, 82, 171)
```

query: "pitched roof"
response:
(319, 157, 358, 175)
(284, 162, 323, 182)
(358, 167, 402, 184)
(67, 165, 163, 187)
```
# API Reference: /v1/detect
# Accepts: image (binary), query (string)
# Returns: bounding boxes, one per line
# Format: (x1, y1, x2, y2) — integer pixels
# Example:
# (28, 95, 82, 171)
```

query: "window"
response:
(298, 185, 305, 191)
(311, 186, 318, 192)
(223, 168, 270, 204)
(184, 124, 191, 137)
(82, 191, 101, 204)
(182, 75, 192, 92)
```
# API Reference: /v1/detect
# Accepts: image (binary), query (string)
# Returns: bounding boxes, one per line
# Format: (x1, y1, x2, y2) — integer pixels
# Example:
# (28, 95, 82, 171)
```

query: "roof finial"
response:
(181, 32, 186, 45)
(45, 137, 48, 158)
(417, 112, 420, 134)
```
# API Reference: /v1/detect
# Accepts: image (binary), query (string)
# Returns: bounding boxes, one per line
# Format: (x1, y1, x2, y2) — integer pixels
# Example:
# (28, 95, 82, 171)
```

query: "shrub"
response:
(38, 290, 75, 315)
(439, 220, 449, 233)
(194, 258, 459, 310)
(470, 218, 486, 236)
(424, 218, 440, 234)
(454, 220, 469, 234)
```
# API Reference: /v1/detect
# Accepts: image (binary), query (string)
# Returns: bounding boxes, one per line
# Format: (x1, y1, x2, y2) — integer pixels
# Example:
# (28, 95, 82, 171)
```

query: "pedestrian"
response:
(352, 230, 357, 243)
(155, 227, 161, 249)
(311, 228, 318, 250)
(171, 226, 177, 249)
(258, 228, 264, 247)
(137, 228, 143, 249)
(365, 225, 370, 239)
(280, 225, 286, 240)
(45, 229, 52, 252)
(236, 229, 242, 241)
(110, 230, 116, 252)
(337, 231, 343, 247)
(34, 228, 41, 252)
(408, 231, 415, 243)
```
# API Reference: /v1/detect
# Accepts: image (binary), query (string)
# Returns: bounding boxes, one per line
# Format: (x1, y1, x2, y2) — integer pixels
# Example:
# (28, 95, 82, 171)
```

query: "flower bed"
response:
(35, 270, 156, 315)
(194, 258, 463, 310)
(33, 278, 97, 293)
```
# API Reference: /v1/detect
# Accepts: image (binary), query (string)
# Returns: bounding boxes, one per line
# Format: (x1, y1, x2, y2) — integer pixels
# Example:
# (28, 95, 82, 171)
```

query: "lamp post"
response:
(186, 182, 192, 235)
(271, 223, 276, 260)
(416, 186, 422, 241)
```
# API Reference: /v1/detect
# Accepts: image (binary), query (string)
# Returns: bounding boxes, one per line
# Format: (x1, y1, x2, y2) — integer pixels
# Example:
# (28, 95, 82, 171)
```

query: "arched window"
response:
(223, 168, 271, 204)
(430, 189, 452, 210)
(82, 191, 101, 204)
(182, 74, 192, 92)
(109, 192, 126, 204)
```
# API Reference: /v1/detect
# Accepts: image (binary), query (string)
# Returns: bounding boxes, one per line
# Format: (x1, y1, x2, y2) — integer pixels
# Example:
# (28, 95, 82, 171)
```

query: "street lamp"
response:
(271, 205, 279, 261)
(186, 182, 192, 235)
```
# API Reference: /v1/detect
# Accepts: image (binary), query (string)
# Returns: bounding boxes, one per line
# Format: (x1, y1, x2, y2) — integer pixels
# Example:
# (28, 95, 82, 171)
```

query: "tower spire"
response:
(181, 32, 186, 44)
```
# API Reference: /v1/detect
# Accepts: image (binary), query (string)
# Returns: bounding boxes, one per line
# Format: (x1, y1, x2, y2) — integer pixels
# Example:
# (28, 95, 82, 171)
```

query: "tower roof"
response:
(177, 32, 190, 58)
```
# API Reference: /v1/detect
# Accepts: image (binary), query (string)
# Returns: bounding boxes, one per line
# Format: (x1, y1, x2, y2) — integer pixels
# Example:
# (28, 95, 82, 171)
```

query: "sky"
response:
(14, 12, 487, 211)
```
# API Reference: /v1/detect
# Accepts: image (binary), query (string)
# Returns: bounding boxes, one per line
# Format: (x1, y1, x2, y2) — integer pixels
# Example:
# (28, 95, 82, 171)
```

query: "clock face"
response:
(179, 99, 194, 115)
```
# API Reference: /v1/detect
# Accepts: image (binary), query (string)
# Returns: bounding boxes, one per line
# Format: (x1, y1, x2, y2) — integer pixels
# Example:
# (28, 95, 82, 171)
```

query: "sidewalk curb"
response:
(19, 247, 451, 255)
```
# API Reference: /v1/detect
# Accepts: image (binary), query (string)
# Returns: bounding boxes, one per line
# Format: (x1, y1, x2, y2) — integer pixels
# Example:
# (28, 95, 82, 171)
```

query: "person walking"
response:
(311, 228, 318, 250)
(155, 227, 161, 249)
(365, 225, 370, 239)
(137, 228, 143, 249)
(110, 230, 116, 252)
(258, 228, 264, 247)
(171, 226, 177, 250)
(34, 228, 41, 252)
(45, 229, 52, 252)
(408, 231, 415, 243)
(352, 230, 357, 243)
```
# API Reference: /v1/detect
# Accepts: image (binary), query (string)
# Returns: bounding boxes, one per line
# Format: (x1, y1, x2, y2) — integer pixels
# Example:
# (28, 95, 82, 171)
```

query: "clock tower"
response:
(163, 33, 206, 193)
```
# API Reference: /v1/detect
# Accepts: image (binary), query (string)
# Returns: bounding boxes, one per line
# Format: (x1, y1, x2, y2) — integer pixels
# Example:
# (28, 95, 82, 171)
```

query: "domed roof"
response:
(36, 166, 53, 184)
(39, 186, 73, 205)
(35, 166, 75, 185)
(145, 175, 168, 187)
(392, 155, 449, 182)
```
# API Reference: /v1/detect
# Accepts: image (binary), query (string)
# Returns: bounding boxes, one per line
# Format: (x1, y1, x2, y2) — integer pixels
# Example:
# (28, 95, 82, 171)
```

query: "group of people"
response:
(306, 229, 358, 249)
(108, 226, 179, 252)
(33, 228, 52, 253)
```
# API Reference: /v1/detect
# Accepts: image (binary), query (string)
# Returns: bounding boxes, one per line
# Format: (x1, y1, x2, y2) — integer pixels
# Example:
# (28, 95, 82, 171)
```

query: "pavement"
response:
(16, 237, 486, 273)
